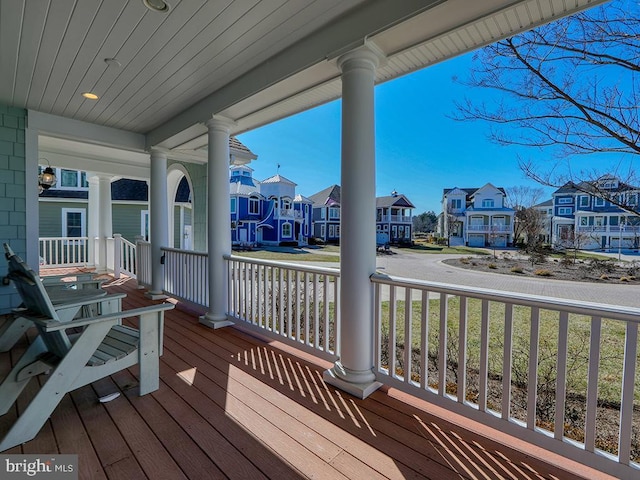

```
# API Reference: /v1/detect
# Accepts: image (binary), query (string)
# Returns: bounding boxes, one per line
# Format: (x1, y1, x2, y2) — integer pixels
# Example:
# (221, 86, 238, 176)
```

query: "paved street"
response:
(374, 250, 640, 308)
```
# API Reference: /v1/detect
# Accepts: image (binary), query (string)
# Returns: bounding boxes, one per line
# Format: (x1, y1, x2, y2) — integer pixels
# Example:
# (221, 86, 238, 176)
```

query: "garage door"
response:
(493, 235, 507, 248)
(468, 234, 485, 247)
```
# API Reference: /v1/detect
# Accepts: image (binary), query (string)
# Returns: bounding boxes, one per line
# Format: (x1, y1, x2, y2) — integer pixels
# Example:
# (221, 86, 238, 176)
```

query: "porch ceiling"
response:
(1, 0, 605, 157)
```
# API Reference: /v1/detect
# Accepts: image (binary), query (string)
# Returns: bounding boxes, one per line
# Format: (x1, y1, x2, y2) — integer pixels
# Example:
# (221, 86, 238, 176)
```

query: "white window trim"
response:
(558, 207, 572, 215)
(249, 197, 260, 214)
(230, 197, 237, 214)
(141, 210, 149, 241)
(320, 224, 326, 238)
(62, 208, 86, 238)
(594, 197, 605, 207)
(558, 197, 573, 204)
(282, 222, 291, 238)
(481, 199, 495, 208)
(579, 196, 589, 207)
(329, 207, 340, 219)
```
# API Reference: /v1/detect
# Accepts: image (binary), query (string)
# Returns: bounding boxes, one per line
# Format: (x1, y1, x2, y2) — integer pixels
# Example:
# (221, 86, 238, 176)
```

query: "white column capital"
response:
(205, 115, 236, 133)
(149, 148, 169, 159)
(337, 43, 385, 73)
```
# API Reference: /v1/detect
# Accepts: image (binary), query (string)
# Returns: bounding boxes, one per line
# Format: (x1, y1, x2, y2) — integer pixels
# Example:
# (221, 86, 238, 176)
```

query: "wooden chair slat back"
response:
(3, 243, 71, 357)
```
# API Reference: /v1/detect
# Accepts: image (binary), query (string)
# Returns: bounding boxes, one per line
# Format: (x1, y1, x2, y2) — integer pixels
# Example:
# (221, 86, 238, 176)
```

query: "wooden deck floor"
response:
(0, 273, 616, 479)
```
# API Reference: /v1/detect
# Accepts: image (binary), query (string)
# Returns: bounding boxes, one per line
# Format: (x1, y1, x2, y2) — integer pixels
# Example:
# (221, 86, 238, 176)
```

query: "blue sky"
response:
(236, 51, 609, 214)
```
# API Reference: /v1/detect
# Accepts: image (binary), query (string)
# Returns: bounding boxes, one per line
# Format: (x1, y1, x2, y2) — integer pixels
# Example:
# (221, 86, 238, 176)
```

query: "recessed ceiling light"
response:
(82, 92, 99, 100)
(143, 0, 170, 13)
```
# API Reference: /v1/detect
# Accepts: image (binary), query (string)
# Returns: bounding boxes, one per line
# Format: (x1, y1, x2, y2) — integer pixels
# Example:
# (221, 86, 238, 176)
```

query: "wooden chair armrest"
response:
(41, 273, 96, 284)
(37, 303, 175, 332)
(47, 292, 127, 311)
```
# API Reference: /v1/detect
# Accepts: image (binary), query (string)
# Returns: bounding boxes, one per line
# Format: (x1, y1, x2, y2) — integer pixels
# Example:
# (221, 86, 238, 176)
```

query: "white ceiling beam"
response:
(29, 111, 146, 152)
(145, 0, 444, 148)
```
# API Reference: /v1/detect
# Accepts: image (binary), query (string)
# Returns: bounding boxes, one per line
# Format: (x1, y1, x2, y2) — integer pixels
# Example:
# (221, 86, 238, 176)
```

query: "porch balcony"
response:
(1, 268, 618, 480)
(378, 215, 413, 223)
(274, 209, 303, 220)
(466, 224, 512, 233)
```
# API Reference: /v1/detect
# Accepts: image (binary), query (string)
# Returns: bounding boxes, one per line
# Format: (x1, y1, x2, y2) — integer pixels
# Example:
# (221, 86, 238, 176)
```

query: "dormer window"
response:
(249, 197, 260, 214)
(481, 199, 494, 208)
(449, 199, 462, 209)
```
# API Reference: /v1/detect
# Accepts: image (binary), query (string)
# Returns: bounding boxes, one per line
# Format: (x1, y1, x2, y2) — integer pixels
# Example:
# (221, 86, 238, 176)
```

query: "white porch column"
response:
(147, 149, 169, 299)
(97, 174, 113, 273)
(200, 116, 234, 329)
(324, 45, 383, 399)
(87, 174, 99, 267)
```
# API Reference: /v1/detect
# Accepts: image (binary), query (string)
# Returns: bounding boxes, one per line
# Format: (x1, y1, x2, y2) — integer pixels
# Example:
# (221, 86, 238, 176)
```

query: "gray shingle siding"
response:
(0, 105, 27, 314)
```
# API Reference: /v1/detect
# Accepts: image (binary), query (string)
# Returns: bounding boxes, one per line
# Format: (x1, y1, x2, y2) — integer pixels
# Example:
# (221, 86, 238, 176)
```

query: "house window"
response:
(595, 216, 604, 227)
(320, 208, 326, 220)
(579, 196, 589, 207)
(335, 225, 340, 237)
(281, 199, 291, 210)
(594, 196, 605, 207)
(320, 224, 325, 238)
(282, 223, 291, 238)
(329, 225, 335, 238)
(558, 197, 573, 204)
(558, 207, 572, 215)
(481, 199, 494, 208)
(580, 217, 588, 226)
(629, 193, 638, 206)
(62, 208, 86, 238)
(230, 198, 237, 214)
(329, 207, 340, 219)
(249, 197, 259, 214)
(450, 199, 462, 209)
(141, 210, 149, 241)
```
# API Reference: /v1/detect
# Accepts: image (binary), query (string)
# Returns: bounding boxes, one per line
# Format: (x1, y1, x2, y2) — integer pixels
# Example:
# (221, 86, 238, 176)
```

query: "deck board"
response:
(0, 273, 618, 480)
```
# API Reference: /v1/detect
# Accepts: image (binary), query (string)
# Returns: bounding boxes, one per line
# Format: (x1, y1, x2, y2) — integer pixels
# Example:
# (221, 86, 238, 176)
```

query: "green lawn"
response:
(233, 248, 339, 263)
(379, 297, 634, 405)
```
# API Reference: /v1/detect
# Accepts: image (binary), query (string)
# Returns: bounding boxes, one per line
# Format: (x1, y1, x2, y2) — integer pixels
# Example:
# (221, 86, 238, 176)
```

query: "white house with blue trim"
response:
(230, 165, 312, 247)
(440, 183, 515, 247)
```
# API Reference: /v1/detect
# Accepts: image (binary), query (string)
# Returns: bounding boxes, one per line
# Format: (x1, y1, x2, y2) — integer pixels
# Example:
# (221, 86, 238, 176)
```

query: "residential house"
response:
(309, 185, 342, 243)
(376, 191, 415, 244)
(230, 165, 312, 247)
(532, 198, 553, 245)
(439, 183, 515, 247)
(551, 177, 640, 250)
(309, 185, 414, 244)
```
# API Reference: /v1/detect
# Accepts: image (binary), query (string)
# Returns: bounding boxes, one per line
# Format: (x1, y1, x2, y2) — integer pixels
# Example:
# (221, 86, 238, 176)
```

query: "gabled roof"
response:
(376, 194, 415, 209)
(534, 199, 553, 208)
(229, 137, 257, 160)
(309, 185, 341, 207)
(294, 194, 313, 203)
(230, 182, 261, 196)
(442, 186, 507, 198)
(261, 174, 297, 186)
(553, 178, 639, 195)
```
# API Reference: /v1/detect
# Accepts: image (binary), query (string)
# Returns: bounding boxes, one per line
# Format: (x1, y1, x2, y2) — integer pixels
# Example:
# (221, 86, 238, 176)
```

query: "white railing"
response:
(136, 240, 152, 289)
(378, 215, 412, 223)
(371, 273, 640, 479)
(162, 247, 208, 306)
(275, 208, 302, 219)
(466, 224, 512, 232)
(115, 234, 137, 279)
(39, 237, 89, 268)
(225, 255, 340, 362)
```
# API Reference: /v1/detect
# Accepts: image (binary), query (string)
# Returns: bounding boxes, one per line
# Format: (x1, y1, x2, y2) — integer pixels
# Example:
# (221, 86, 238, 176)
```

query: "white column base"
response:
(145, 291, 167, 300)
(323, 361, 382, 400)
(199, 314, 234, 329)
